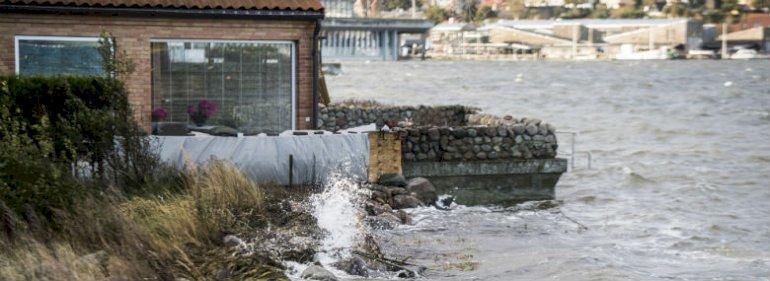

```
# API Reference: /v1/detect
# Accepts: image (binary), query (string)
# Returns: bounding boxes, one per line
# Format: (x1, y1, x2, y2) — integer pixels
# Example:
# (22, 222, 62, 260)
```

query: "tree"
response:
(475, 5, 498, 21)
(424, 5, 450, 23)
(384, 0, 413, 10)
(611, 6, 646, 18)
(591, 3, 611, 18)
(460, 0, 479, 22)
(504, 0, 527, 19)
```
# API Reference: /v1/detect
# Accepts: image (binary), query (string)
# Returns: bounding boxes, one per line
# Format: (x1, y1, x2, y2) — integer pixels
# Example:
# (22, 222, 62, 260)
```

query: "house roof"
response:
(2, 0, 324, 11)
(432, 22, 476, 32)
(493, 18, 688, 30)
(718, 26, 769, 41)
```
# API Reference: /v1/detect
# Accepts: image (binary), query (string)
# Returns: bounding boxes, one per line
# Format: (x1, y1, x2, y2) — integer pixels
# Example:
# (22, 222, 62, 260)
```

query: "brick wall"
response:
(0, 13, 318, 131)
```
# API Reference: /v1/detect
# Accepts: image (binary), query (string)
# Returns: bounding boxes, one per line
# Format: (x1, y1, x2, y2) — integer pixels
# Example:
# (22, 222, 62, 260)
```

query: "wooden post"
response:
(288, 154, 294, 188)
(368, 132, 402, 183)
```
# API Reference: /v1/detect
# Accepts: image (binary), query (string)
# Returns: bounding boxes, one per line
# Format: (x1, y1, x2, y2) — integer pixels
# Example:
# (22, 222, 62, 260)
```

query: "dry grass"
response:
(0, 160, 285, 281)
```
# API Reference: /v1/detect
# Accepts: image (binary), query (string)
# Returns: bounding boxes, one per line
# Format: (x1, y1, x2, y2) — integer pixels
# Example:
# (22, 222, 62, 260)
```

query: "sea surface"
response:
(325, 60, 770, 280)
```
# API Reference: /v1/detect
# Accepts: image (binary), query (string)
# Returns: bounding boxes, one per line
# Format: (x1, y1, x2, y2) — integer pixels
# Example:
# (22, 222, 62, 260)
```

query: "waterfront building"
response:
(715, 26, 770, 52)
(437, 18, 704, 59)
(0, 0, 324, 133)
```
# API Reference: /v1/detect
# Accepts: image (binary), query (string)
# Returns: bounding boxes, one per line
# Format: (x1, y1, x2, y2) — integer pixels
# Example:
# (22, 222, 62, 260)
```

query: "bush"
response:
(0, 76, 129, 230)
(475, 5, 498, 22)
(611, 6, 646, 18)
(0, 76, 127, 167)
(425, 5, 450, 23)
(0, 74, 179, 240)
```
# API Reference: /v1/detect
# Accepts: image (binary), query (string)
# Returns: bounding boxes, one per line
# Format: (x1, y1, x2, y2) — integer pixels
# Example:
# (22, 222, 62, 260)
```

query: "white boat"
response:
(729, 49, 770, 59)
(615, 44, 670, 60)
(687, 49, 717, 59)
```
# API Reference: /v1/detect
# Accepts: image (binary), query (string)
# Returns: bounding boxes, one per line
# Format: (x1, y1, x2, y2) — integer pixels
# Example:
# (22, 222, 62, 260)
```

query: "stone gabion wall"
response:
(394, 119, 558, 161)
(318, 104, 476, 131)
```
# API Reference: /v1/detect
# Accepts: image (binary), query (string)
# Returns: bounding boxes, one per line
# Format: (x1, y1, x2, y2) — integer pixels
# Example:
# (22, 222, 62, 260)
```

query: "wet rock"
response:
(335, 256, 369, 277)
(538, 124, 549, 135)
(512, 124, 525, 134)
(378, 173, 406, 187)
(437, 195, 454, 209)
(483, 127, 497, 137)
(396, 209, 412, 225)
(427, 127, 441, 141)
(525, 124, 539, 136)
(497, 127, 508, 137)
(406, 177, 438, 205)
(301, 265, 338, 281)
(391, 194, 421, 209)
(396, 269, 416, 278)
(365, 201, 392, 216)
(366, 212, 402, 230)
(371, 190, 388, 203)
(452, 128, 467, 138)
(387, 187, 408, 197)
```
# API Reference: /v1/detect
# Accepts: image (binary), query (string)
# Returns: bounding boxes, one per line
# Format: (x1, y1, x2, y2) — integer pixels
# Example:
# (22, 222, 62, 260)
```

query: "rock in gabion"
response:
(320, 103, 558, 161)
(318, 103, 476, 131)
(394, 123, 558, 161)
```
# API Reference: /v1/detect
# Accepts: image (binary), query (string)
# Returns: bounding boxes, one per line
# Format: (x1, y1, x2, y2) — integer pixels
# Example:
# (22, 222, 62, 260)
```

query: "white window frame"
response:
(149, 38, 297, 131)
(14, 35, 102, 75)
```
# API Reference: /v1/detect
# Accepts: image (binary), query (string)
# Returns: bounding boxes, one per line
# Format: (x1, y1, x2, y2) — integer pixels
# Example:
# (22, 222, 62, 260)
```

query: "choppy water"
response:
(325, 60, 770, 280)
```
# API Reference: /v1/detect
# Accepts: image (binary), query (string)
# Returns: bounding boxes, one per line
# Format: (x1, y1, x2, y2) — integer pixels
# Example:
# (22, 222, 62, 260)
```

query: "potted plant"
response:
(187, 100, 218, 127)
(151, 107, 168, 122)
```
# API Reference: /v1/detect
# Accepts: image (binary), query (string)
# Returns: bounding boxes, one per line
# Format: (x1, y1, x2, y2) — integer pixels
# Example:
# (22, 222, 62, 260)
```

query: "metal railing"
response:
(555, 130, 592, 171)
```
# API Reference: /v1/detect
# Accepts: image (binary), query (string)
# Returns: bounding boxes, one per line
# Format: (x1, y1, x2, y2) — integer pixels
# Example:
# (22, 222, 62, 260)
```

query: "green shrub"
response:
(0, 75, 178, 237)
(0, 76, 127, 166)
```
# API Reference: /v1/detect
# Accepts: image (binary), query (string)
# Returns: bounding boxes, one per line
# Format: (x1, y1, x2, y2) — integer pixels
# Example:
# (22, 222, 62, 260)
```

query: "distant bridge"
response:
(319, 0, 433, 61)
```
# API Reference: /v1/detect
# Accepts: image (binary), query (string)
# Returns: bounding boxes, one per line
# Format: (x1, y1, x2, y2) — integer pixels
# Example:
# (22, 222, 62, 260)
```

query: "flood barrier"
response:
(155, 133, 369, 186)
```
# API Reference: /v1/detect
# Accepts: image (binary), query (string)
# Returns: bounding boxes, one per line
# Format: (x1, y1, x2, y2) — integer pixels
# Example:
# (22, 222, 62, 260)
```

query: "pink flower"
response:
(186, 105, 196, 114)
(198, 100, 218, 118)
(152, 107, 168, 120)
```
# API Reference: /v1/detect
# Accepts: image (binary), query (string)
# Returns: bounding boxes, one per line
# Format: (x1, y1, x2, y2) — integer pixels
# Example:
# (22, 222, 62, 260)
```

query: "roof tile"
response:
(3, 0, 324, 11)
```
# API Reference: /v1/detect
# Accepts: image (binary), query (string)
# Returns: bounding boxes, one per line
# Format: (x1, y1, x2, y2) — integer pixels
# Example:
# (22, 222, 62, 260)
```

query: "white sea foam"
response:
(310, 170, 370, 266)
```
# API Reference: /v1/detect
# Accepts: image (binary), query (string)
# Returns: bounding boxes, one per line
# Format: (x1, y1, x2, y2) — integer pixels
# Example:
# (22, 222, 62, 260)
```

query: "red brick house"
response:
(0, 0, 324, 134)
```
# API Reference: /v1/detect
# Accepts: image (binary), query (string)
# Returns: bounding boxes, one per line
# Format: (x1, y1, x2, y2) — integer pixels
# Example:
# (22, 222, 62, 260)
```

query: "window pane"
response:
(151, 41, 294, 135)
(18, 38, 104, 76)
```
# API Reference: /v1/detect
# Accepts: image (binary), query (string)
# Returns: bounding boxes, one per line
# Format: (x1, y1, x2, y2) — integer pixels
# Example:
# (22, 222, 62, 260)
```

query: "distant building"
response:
(428, 22, 478, 54)
(439, 18, 705, 59)
(523, 0, 566, 7)
(480, 0, 506, 10)
(599, 0, 637, 9)
(716, 26, 770, 51)
(728, 13, 770, 33)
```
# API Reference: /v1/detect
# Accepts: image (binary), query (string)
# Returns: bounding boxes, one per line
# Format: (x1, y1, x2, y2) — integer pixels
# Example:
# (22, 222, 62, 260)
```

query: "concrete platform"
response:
(402, 158, 568, 206)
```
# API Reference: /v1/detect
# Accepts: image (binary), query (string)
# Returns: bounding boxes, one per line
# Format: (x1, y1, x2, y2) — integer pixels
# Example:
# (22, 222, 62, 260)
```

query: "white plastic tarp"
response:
(154, 133, 369, 185)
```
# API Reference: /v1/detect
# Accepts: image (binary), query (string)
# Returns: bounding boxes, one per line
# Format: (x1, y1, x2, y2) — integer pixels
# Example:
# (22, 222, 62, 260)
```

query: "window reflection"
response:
(17, 38, 104, 76)
(151, 41, 294, 135)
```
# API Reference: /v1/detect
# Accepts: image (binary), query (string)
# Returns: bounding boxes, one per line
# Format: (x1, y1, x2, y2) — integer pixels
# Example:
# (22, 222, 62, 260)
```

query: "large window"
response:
(15, 36, 104, 76)
(151, 40, 295, 135)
